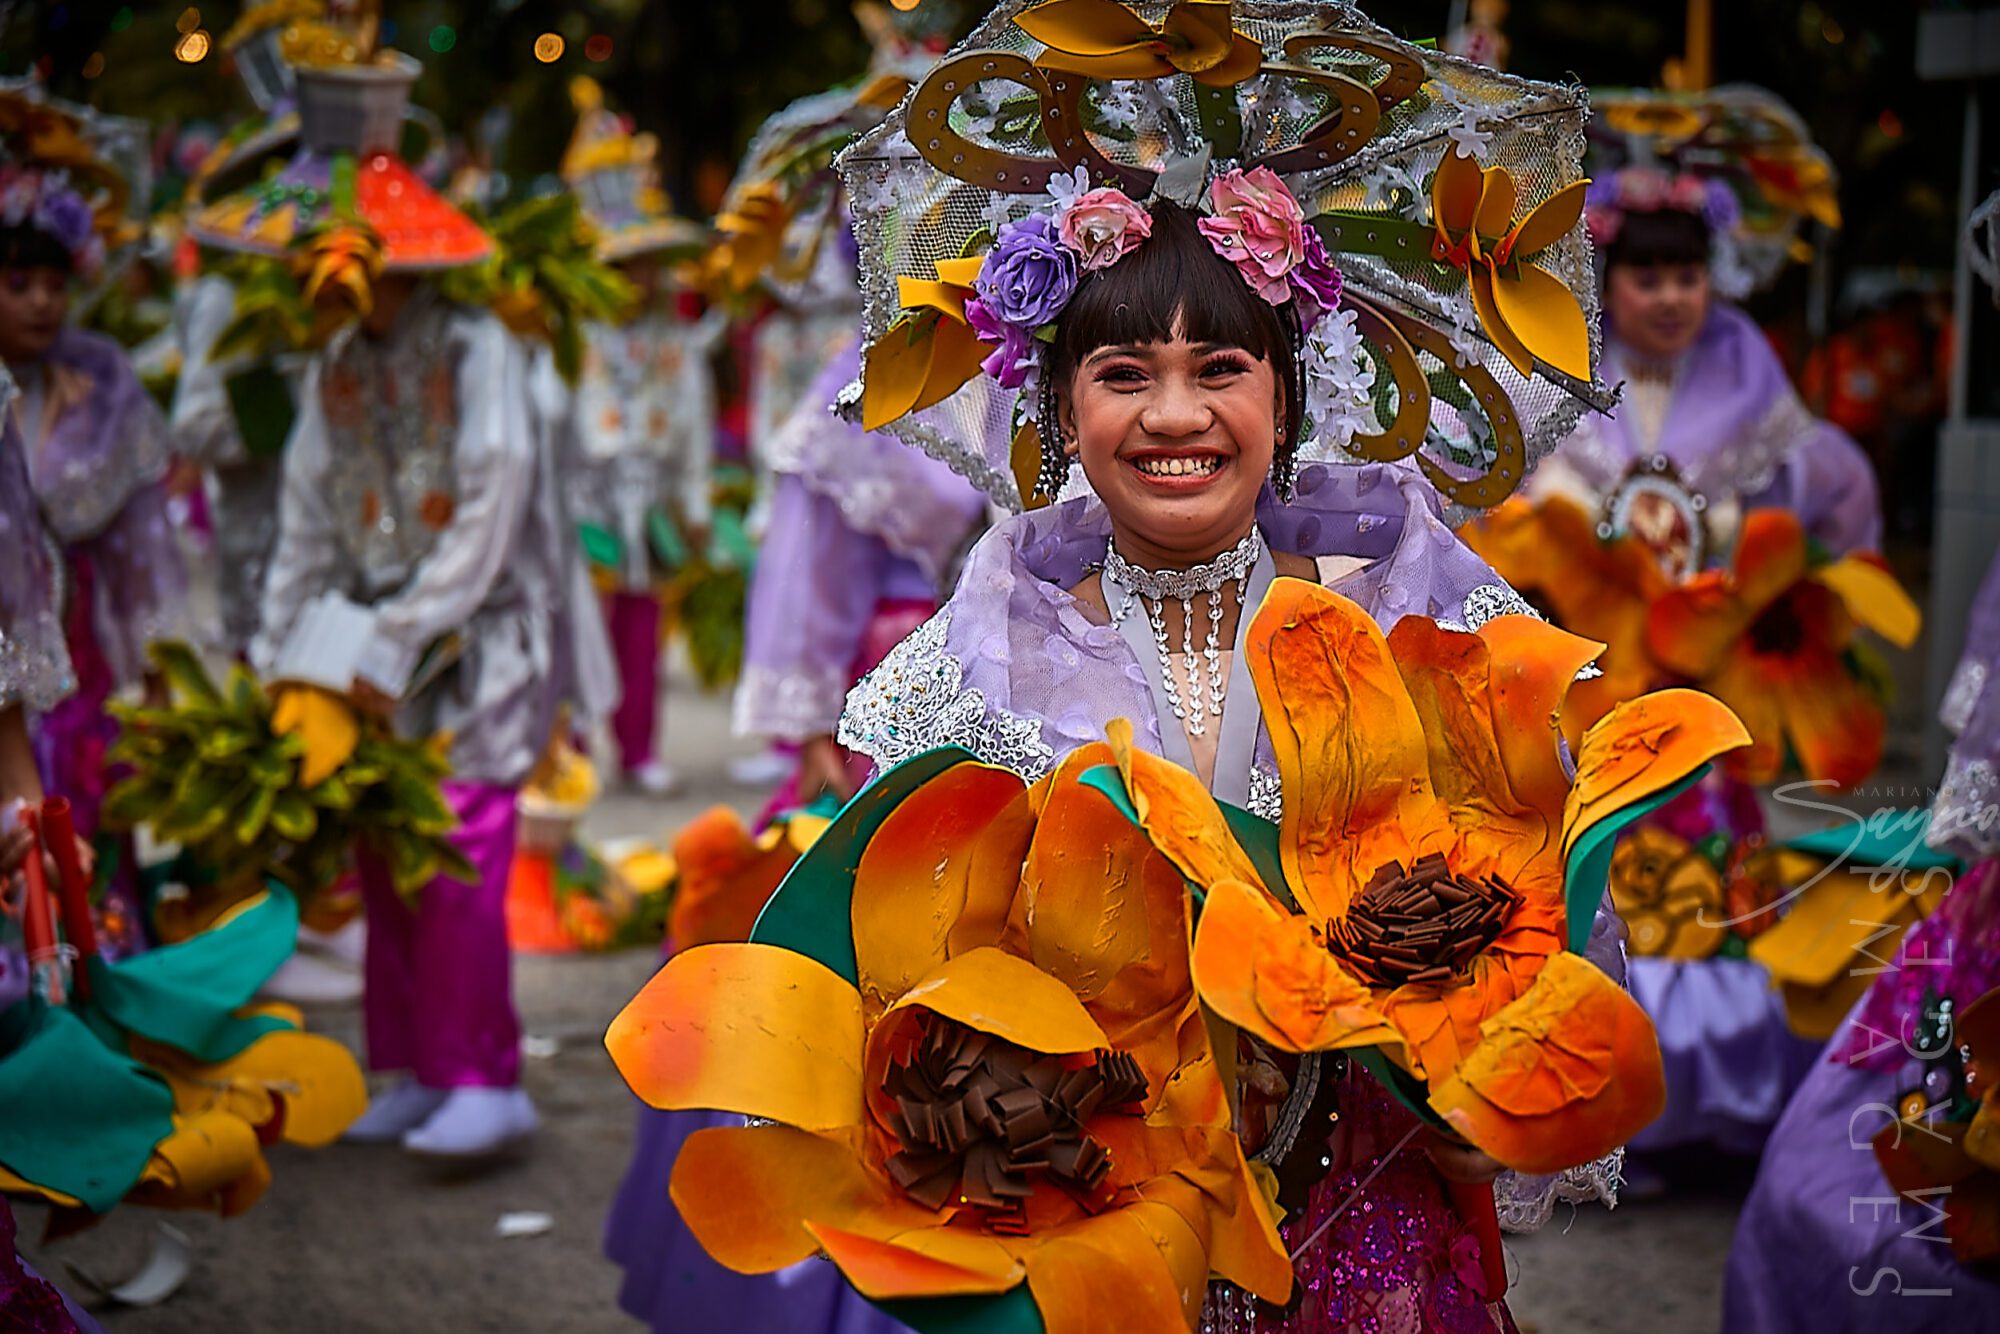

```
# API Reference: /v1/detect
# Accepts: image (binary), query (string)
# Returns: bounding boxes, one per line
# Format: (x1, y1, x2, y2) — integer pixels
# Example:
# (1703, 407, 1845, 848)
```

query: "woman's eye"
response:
(1096, 365, 1146, 386)
(1202, 357, 1251, 378)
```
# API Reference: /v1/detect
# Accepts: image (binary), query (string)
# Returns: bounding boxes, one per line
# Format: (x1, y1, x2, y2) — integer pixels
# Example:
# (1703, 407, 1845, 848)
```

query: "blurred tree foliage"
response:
(0, 0, 1971, 272)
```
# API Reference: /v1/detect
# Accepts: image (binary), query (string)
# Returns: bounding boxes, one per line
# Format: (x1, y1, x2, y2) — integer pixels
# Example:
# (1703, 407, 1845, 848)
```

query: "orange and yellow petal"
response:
(1646, 574, 1751, 678)
(808, 1222, 1025, 1299)
(1817, 554, 1921, 649)
(1730, 509, 1812, 614)
(1428, 952, 1666, 1174)
(1701, 653, 1787, 785)
(1775, 647, 1887, 790)
(851, 759, 1028, 1018)
(1563, 688, 1752, 865)
(1027, 1198, 1213, 1334)
(606, 943, 865, 1131)
(1105, 716, 1262, 890)
(1247, 580, 1436, 918)
(670, 1123, 938, 1273)
(1191, 878, 1400, 1058)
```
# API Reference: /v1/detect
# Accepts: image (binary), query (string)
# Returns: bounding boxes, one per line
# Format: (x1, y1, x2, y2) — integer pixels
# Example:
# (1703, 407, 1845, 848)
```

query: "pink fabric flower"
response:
(1197, 166, 1307, 306)
(1059, 188, 1152, 271)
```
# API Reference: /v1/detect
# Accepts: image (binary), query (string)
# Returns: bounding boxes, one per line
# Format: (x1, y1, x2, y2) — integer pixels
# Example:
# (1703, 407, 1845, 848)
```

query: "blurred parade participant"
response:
(2, 88, 192, 953)
(170, 1, 312, 656)
(1493, 88, 1892, 1166)
(559, 78, 722, 796)
(1723, 548, 2000, 1330)
(0, 361, 100, 1334)
(714, 7, 986, 809)
(201, 36, 555, 1158)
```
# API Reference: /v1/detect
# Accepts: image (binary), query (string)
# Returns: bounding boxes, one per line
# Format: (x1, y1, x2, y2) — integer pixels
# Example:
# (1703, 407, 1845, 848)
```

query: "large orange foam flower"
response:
(605, 748, 1289, 1333)
(1463, 495, 1671, 744)
(1104, 580, 1747, 1174)
(1646, 509, 1919, 790)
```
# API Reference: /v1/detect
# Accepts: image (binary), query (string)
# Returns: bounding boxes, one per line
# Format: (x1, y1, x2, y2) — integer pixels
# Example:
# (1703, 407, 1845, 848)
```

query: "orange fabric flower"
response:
(1113, 580, 1748, 1174)
(1463, 495, 1670, 744)
(605, 750, 1289, 1331)
(1646, 509, 1918, 790)
(663, 806, 817, 953)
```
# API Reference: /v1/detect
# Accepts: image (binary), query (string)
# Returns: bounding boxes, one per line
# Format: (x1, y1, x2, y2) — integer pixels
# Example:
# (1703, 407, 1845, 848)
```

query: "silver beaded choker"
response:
(1102, 528, 1263, 738)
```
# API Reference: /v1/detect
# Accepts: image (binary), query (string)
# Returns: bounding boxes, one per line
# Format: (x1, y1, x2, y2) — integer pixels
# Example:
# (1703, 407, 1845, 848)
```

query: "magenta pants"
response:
(605, 589, 662, 771)
(359, 779, 522, 1088)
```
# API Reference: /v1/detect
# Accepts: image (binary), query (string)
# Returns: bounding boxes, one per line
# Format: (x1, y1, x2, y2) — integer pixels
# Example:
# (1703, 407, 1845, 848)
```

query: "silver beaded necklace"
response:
(1101, 528, 1263, 738)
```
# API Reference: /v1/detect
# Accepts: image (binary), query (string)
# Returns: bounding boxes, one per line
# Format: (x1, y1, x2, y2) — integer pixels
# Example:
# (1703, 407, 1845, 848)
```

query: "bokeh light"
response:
(81, 52, 105, 79)
(534, 33, 565, 63)
(429, 24, 457, 54)
(584, 34, 613, 61)
(109, 7, 134, 32)
(175, 7, 200, 34)
(173, 28, 210, 62)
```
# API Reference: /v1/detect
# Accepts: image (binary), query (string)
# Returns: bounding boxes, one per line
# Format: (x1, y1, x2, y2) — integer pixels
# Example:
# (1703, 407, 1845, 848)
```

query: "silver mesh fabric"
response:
(834, 0, 1613, 523)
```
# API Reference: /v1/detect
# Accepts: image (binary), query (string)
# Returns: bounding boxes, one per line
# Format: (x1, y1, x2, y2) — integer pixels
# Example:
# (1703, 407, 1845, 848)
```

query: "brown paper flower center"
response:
(880, 1015, 1148, 1225)
(1325, 852, 1522, 987)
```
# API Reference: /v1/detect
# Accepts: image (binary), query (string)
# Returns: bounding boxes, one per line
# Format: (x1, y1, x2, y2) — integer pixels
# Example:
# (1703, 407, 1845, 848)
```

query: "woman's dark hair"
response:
(1047, 202, 1305, 444)
(0, 223, 76, 274)
(1604, 207, 1711, 272)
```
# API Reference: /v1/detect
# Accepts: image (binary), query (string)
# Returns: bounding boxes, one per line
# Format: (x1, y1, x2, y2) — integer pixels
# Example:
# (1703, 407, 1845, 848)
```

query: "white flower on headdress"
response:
(1441, 295, 1483, 369)
(983, 191, 1019, 235)
(1447, 105, 1492, 160)
(1362, 163, 1422, 219)
(848, 166, 898, 217)
(1303, 307, 1378, 451)
(1045, 164, 1091, 222)
(1095, 82, 1145, 133)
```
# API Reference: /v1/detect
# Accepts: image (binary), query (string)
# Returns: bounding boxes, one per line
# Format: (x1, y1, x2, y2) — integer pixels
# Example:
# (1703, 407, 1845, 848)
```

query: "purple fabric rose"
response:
(32, 185, 95, 258)
(974, 213, 1078, 330)
(967, 213, 1078, 390)
(1292, 227, 1345, 328)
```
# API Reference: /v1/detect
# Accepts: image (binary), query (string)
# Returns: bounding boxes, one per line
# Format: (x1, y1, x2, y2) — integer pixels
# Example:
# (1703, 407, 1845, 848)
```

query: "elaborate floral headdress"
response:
(189, 39, 490, 272)
(838, 0, 1613, 519)
(1586, 86, 1840, 299)
(0, 85, 138, 277)
(561, 78, 708, 264)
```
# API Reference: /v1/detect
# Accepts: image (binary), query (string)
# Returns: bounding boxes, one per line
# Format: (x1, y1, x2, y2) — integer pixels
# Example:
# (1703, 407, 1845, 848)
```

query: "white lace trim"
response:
(733, 662, 852, 742)
(1495, 1148, 1625, 1234)
(1932, 755, 2000, 861)
(1248, 765, 1283, 823)
(1435, 581, 1542, 633)
(837, 610, 1057, 778)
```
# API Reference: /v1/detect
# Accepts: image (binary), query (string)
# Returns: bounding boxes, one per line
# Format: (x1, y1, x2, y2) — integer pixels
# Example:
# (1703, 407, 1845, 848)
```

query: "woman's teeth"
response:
(1133, 456, 1222, 478)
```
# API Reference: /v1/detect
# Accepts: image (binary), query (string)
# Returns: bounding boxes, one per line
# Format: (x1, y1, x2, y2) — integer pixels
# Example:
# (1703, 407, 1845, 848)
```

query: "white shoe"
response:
(726, 750, 794, 786)
(343, 1080, 449, 1143)
(626, 760, 680, 796)
(258, 950, 364, 1005)
(401, 1086, 540, 1158)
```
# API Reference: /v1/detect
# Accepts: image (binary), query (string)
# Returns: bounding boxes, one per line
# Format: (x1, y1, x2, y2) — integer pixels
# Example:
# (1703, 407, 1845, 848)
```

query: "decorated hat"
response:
(189, 49, 490, 271)
(838, 0, 1611, 519)
(1585, 85, 1840, 298)
(0, 83, 139, 276)
(561, 78, 707, 264)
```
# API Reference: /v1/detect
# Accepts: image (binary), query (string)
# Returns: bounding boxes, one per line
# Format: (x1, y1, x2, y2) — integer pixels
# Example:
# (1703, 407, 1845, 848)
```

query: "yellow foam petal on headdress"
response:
(1468, 265, 1534, 378)
(1488, 262, 1591, 382)
(862, 315, 991, 431)
(1816, 556, 1921, 649)
(1507, 179, 1591, 258)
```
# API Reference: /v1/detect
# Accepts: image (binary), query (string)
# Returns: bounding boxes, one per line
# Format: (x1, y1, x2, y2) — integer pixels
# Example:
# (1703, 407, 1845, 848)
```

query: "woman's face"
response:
(1062, 331, 1280, 567)
(0, 266, 68, 362)
(1605, 261, 1709, 363)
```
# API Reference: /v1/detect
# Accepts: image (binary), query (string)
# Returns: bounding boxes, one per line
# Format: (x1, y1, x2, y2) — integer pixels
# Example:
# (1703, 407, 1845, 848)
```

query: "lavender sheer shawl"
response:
(1934, 550, 2000, 862)
(734, 342, 985, 743)
(17, 329, 191, 687)
(1540, 303, 1881, 558)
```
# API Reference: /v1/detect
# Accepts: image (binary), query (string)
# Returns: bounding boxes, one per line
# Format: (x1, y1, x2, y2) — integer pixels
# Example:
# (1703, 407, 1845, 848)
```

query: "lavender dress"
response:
(1724, 557, 2000, 1330)
(15, 330, 192, 852)
(1532, 301, 1886, 1153)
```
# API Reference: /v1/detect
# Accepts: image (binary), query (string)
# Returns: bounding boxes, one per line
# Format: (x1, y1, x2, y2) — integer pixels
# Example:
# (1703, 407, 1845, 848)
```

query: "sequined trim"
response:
(1248, 764, 1283, 823)
(837, 610, 1056, 778)
(1942, 659, 1989, 737)
(1495, 1149, 1625, 1234)
(734, 662, 854, 743)
(1440, 582, 1542, 632)
(1932, 756, 2000, 861)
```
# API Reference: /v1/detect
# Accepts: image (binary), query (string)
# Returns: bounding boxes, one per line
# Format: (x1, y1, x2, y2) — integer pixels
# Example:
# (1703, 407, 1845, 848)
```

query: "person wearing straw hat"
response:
(557, 78, 721, 798)
(216, 34, 558, 1159)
